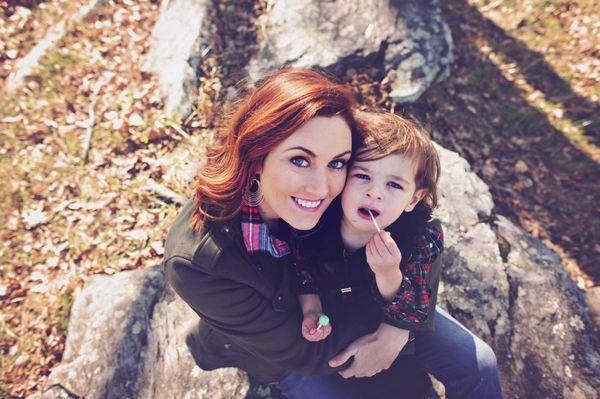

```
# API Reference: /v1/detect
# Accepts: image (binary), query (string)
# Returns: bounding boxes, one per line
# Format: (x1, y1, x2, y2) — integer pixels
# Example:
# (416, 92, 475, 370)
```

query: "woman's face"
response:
(257, 115, 352, 230)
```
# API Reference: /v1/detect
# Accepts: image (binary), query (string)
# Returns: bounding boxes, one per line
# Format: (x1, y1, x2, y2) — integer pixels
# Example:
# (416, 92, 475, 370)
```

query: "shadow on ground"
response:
(407, 0, 599, 284)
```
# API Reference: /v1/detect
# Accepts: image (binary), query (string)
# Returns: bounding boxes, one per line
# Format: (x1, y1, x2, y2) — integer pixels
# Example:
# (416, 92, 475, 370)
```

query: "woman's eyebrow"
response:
(333, 150, 352, 158)
(285, 147, 351, 159)
(285, 146, 316, 157)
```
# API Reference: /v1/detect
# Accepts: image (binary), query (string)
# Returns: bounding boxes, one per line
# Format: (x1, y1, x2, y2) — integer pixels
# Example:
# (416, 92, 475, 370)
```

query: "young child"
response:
(293, 111, 443, 344)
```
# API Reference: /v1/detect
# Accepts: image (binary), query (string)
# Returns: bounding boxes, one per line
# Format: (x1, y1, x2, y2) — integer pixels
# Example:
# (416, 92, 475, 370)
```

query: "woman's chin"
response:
(287, 218, 318, 231)
(283, 211, 320, 231)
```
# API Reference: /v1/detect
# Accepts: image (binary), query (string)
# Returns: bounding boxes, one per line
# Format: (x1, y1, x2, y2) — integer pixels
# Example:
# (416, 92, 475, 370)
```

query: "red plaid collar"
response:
(240, 205, 291, 258)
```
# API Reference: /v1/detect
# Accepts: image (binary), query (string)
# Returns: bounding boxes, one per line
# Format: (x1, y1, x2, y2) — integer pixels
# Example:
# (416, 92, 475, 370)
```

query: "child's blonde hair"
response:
(354, 110, 441, 209)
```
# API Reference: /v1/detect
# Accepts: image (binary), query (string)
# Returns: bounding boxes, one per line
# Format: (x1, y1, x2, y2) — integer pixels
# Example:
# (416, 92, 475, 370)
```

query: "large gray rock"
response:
(143, 0, 212, 119)
(248, 0, 452, 103)
(434, 145, 600, 398)
(433, 144, 511, 351)
(496, 217, 599, 399)
(32, 266, 248, 399)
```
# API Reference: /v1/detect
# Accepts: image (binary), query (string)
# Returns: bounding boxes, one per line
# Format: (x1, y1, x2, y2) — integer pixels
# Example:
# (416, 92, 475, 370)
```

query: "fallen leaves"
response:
(22, 209, 50, 230)
(0, 0, 180, 396)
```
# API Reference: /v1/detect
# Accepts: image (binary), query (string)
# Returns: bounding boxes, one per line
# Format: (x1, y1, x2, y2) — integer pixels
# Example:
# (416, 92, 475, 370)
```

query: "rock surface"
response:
(31, 266, 248, 399)
(36, 144, 600, 399)
(248, 0, 452, 103)
(433, 145, 600, 398)
(143, 0, 212, 119)
(143, 0, 452, 120)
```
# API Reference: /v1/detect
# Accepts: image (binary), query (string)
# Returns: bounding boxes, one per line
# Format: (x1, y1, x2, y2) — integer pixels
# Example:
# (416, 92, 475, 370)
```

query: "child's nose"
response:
(365, 189, 383, 201)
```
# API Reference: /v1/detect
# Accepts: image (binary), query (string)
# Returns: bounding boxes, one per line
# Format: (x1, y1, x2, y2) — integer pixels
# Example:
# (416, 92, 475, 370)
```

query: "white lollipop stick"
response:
(367, 209, 381, 233)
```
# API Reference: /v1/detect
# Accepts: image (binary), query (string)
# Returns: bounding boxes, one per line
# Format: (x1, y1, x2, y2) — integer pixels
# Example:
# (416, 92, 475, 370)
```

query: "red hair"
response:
(191, 68, 358, 232)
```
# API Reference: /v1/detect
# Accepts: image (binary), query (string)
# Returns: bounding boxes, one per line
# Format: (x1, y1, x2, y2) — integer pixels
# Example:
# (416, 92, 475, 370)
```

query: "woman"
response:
(164, 68, 502, 398)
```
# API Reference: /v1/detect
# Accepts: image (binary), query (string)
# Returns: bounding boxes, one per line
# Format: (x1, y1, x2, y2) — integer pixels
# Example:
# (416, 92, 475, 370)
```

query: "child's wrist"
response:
(302, 307, 323, 316)
(376, 267, 403, 282)
(375, 270, 404, 300)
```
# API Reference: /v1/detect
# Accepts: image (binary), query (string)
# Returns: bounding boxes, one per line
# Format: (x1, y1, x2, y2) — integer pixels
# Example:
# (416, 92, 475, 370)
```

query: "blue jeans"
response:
(278, 372, 362, 399)
(277, 307, 503, 399)
(415, 307, 503, 399)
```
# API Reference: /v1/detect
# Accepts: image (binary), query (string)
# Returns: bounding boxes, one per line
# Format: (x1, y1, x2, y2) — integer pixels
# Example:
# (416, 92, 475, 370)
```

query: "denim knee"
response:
(476, 339, 499, 378)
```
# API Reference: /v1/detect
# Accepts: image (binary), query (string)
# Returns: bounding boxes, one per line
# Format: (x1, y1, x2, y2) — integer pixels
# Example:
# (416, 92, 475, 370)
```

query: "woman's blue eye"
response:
(388, 181, 403, 190)
(329, 160, 347, 170)
(354, 173, 370, 180)
(291, 157, 309, 167)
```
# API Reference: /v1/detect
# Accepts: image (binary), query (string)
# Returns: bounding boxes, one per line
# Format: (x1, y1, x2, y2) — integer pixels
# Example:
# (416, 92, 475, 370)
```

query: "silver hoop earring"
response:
(243, 177, 263, 206)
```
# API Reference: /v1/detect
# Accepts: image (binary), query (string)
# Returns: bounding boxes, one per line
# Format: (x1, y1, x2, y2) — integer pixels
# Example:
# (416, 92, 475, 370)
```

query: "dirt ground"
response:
(1, 0, 598, 397)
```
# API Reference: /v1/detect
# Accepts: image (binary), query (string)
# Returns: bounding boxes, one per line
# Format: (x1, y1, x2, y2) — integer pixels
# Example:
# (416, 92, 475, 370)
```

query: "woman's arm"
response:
(165, 255, 375, 377)
(329, 322, 410, 378)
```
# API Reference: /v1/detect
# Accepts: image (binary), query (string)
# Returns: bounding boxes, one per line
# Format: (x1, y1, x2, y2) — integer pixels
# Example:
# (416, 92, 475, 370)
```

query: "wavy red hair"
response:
(191, 68, 359, 232)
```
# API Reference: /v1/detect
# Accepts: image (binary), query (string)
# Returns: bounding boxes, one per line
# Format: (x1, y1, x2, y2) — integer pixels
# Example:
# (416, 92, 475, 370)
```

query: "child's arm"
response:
(366, 231, 404, 300)
(299, 294, 332, 342)
(290, 245, 332, 341)
(299, 293, 323, 315)
(366, 225, 444, 330)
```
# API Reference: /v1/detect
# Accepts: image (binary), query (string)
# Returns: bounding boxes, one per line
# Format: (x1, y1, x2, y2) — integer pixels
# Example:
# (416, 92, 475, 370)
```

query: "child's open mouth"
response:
(358, 207, 380, 218)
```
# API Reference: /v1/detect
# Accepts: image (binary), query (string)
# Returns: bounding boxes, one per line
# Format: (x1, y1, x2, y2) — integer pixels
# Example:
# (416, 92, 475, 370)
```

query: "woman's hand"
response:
(366, 231, 404, 300)
(328, 323, 409, 378)
(302, 310, 332, 342)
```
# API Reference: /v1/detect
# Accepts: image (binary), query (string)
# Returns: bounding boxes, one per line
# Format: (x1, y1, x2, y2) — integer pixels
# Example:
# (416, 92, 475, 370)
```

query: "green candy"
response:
(318, 315, 330, 327)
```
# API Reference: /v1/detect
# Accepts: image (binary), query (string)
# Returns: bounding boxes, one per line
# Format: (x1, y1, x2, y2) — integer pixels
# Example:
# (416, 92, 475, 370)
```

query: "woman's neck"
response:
(257, 203, 279, 234)
(340, 217, 373, 252)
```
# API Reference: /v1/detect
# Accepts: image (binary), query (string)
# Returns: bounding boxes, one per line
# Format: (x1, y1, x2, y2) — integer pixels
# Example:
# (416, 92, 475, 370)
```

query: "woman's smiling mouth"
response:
(292, 197, 324, 212)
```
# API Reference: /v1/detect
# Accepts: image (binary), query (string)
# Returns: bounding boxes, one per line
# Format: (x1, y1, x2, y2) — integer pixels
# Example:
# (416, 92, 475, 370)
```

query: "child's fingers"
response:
(368, 239, 378, 258)
(315, 324, 332, 341)
(368, 236, 384, 258)
(381, 232, 401, 258)
(323, 324, 332, 338)
(302, 315, 319, 333)
(302, 329, 313, 340)
(372, 232, 393, 257)
(304, 331, 322, 342)
(366, 240, 377, 264)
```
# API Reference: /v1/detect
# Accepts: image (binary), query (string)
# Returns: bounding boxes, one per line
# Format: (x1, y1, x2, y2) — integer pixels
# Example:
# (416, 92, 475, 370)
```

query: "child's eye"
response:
(354, 173, 370, 180)
(388, 181, 403, 190)
(328, 159, 347, 170)
(291, 157, 309, 167)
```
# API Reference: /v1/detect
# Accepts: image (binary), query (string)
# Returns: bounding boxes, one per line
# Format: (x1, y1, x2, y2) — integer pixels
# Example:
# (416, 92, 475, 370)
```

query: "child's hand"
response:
(302, 311, 332, 342)
(366, 231, 403, 279)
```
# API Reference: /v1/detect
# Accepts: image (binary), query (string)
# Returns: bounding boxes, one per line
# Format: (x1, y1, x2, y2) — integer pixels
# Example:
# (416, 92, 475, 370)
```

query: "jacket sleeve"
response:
(164, 253, 374, 376)
(372, 223, 444, 332)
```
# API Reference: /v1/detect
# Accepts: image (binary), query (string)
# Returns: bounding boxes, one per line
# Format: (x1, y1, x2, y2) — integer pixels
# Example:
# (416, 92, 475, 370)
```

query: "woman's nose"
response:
(305, 172, 328, 198)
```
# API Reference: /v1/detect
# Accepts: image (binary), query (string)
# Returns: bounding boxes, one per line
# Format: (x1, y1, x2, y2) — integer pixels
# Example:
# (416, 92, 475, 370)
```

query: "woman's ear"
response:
(405, 189, 428, 212)
(253, 164, 262, 179)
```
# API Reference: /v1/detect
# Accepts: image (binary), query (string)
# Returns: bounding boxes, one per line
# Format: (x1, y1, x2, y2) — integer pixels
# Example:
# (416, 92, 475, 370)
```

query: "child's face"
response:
(341, 153, 426, 233)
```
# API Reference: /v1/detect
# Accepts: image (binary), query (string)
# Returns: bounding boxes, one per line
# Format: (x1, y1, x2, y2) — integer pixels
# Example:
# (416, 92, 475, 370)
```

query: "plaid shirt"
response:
(372, 226, 443, 324)
(240, 204, 291, 258)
